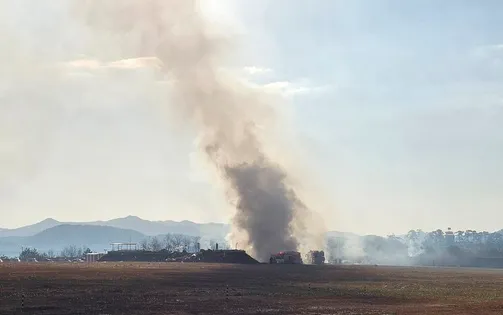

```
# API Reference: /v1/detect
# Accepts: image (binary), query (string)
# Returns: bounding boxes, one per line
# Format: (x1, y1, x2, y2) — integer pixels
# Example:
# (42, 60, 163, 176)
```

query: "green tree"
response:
(19, 247, 41, 261)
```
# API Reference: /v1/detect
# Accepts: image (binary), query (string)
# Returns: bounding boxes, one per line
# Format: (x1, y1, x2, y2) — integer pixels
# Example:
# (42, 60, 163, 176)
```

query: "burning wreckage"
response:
(269, 251, 303, 264)
(97, 247, 327, 265)
(269, 250, 325, 265)
(305, 250, 325, 265)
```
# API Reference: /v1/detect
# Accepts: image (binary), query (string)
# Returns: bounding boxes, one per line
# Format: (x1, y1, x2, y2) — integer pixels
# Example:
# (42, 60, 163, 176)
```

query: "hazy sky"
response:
(1, 0, 502, 235)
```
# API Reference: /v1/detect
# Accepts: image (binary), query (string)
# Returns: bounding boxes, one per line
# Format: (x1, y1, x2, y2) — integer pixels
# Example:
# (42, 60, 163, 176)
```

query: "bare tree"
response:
(81, 246, 92, 255)
(209, 239, 216, 250)
(60, 245, 78, 258)
(150, 237, 162, 252)
(180, 235, 192, 252)
(192, 236, 201, 252)
(164, 234, 174, 252)
(221, 241, 230, 250)
(46, 249, 55, 258)
(171, 234, 185, 251)
(140, 238, 150, 251)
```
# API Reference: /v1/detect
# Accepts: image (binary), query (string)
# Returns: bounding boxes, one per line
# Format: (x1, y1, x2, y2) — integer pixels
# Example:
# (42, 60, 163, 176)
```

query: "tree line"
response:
(406, 228, 503, 258)
(15, 245, 93, 262)
(1, 233, 230, 261)
(139, 234, 201, 252)
(139, 234, 231, 252)
(324, 228, 503, 265)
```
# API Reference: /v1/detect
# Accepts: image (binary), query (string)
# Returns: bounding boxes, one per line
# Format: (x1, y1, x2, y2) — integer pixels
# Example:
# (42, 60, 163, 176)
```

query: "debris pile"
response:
(195, 250, 259, 264)
(98, 249, 259, 264)
(269, 251, 303, 264)
(99, 250, 187, 262)
(305, 250, 325, 265)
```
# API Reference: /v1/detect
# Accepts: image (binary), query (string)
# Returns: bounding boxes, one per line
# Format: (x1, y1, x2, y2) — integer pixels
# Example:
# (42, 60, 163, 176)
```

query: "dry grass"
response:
(1, 263, 503, 314)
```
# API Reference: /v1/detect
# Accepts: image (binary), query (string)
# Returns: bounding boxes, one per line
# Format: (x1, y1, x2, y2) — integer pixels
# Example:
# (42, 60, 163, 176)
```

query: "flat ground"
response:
(1, 263, 503, 314)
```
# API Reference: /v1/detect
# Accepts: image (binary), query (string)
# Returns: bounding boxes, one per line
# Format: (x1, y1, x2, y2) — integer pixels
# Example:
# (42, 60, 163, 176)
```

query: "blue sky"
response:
(0, 0, 502, 235)
(236, 0, 503, 234)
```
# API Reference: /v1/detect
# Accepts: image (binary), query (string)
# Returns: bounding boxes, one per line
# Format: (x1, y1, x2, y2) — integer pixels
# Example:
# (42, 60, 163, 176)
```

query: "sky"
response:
(0, 0, 502, 235)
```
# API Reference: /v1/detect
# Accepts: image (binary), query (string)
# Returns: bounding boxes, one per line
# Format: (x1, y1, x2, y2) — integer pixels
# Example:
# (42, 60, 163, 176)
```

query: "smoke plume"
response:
(70, 0, 324, 261)
(1, 0, 324, 260)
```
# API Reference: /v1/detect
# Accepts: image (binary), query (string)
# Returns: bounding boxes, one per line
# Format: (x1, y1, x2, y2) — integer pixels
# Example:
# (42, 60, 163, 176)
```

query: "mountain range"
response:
(0, 216, 231, 257)
(0, 216, 230, 238)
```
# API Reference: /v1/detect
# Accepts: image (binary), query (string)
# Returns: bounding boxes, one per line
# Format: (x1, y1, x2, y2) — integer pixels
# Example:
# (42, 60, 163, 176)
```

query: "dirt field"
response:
(1, 263, 503, 314)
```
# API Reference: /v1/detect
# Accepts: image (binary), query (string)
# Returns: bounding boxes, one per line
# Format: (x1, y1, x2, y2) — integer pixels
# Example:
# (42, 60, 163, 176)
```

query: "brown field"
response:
(1, 263, 503, 314)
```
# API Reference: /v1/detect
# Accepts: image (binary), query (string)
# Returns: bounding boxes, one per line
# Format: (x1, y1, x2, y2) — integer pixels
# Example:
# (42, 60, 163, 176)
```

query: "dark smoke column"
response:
(225, 159, 309, 261)
(153, 0, 313, 261)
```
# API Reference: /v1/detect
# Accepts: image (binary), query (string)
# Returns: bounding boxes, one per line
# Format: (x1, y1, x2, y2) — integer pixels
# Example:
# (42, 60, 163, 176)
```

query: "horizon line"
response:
(0, 215, 229, 230)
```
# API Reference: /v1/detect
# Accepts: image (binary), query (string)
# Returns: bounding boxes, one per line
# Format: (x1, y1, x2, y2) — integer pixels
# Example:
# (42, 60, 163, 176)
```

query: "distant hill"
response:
(0, 216, 230, 239)
(29, 224, 145, 246)
(0, 225, 146, 257)
(3, 216, 358, 241)
(161, 219, 229, 238)
(0, 218, 61, 238)
(85, 216, 230, 238)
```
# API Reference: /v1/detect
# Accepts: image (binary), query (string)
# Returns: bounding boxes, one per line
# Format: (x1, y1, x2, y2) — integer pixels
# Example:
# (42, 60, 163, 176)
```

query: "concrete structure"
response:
(110, 243, 138, 251)
(85, 252, 105, 263)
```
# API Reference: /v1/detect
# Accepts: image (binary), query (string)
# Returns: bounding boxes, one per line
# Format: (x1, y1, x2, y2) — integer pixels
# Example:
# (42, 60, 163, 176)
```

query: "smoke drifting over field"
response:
(0, 0, 324, 261)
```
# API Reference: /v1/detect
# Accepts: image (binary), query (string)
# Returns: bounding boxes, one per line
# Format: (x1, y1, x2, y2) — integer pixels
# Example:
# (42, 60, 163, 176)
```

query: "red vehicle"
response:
(269, 251, 303, 264)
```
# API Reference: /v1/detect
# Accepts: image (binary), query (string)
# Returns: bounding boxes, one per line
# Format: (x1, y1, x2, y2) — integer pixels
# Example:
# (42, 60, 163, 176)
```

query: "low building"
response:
(110, 242, 138, 251)
(85, 252, 106, 263)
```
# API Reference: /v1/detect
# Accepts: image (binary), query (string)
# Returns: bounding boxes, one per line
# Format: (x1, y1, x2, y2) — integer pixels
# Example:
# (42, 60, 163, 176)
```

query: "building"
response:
(110, 243, 138, 251)
(85, 252, 106, 263)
